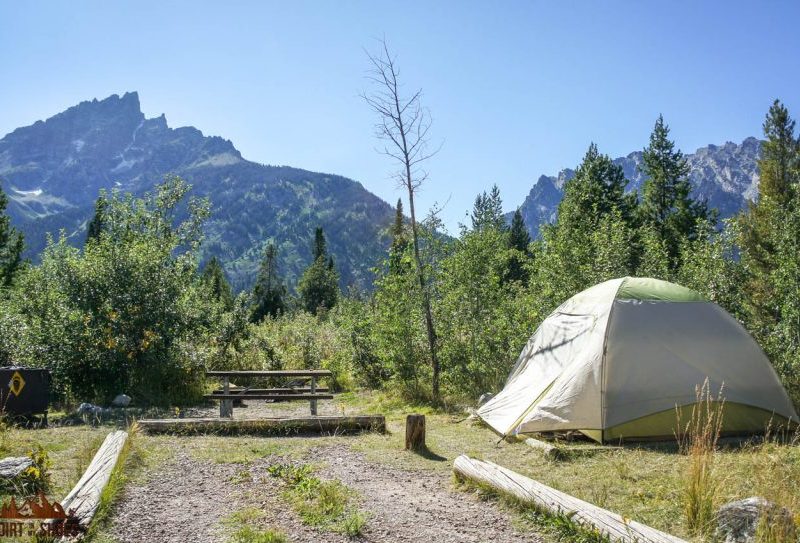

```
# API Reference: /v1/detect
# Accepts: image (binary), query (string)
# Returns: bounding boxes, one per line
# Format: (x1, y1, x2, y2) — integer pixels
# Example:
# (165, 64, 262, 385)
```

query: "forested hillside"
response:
(0, 92, 395, 290)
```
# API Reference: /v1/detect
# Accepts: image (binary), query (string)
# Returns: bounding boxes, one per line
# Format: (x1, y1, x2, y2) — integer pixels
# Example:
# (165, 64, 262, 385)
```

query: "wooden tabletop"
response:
(205, 370, 332, 377)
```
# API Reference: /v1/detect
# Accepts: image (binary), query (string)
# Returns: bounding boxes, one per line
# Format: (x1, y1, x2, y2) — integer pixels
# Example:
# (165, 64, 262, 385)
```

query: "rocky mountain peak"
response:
(0, 92, 396, 291)
(514, 137, 763, 238)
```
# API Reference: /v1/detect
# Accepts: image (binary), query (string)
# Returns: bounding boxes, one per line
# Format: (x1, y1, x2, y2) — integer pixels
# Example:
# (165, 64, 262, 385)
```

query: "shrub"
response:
(4, 177, 218, 406)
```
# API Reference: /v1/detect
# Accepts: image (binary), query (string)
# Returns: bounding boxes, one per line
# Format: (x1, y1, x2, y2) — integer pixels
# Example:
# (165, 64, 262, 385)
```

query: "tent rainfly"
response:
(478, 277, 798, 443)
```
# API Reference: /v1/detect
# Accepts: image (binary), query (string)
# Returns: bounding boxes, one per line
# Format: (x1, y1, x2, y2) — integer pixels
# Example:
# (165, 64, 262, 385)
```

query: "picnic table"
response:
(205, 370, 333, 418)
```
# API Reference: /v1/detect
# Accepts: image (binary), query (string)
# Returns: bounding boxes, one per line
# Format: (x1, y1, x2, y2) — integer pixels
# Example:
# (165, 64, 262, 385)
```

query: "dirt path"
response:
(108, 441, 540, 543)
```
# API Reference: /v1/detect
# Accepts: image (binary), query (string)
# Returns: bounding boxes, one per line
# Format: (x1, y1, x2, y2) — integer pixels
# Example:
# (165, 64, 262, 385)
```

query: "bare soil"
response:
(107, 440, 541, 543)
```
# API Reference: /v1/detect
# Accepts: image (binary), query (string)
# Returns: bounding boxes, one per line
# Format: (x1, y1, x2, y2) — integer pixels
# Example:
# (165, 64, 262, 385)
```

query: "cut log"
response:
(405, 414, 426, 451)
(61, 430, 128, 531)
(453, 455, 687, 543)
(139, 415, 386, 435)
(0, 456, 33, 479)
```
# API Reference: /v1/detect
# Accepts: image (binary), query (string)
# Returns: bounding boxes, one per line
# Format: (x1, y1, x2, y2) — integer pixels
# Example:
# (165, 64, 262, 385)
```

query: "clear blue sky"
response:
(2, 1, 798, 233)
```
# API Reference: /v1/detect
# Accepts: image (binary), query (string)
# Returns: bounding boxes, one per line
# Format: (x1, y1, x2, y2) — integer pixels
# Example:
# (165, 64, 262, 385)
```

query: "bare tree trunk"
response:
(406, 183, 440, 400)
(363, 40, 442, 402)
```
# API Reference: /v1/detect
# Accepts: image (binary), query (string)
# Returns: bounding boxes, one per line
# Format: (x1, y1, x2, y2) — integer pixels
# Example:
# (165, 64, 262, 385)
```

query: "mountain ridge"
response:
(0, 92, 395, 290)
(514, 136, 762, 237)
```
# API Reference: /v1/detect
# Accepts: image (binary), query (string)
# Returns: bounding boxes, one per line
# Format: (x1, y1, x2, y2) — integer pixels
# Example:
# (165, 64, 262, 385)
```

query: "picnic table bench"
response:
(205, 370, 333, 417)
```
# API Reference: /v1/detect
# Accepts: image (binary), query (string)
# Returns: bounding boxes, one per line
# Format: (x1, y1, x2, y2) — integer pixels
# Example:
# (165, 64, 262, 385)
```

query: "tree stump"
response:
(405, 414, 426, 451)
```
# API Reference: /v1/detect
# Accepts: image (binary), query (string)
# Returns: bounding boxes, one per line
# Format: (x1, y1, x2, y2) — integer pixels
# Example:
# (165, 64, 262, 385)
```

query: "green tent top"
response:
(614, 276, 706, 302)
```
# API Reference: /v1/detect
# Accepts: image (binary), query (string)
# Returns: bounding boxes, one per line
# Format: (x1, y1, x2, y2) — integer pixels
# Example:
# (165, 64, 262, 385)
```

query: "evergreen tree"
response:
(471, 184, 505, 231)
(86, 192, 109, 243)
(0, 185, 23, 288)
(508, 209, 531, 252)
(313, 227, 327, 260)
(638, 115, 711, 265)
(739, 100, 800, 339)
(562, 143, 634, 226)
(251, 243, 287, 321)
(505, 209, 531, 284)
(757, 100, 799, 206)
(298, 228, 339, 314)
(201, 256, 234, 311)
(530, 143, 636, 307)
(389, 199, 409, 273)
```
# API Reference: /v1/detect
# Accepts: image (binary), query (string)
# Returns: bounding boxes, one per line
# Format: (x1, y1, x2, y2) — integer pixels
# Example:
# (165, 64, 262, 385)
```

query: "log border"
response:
(453, 455, 687, 543)
(138, 415, 386, 435)
(60, 430, 129, 539)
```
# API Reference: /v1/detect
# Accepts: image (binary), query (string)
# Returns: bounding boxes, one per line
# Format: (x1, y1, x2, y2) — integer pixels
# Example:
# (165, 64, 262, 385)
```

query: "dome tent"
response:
(477, 277, 798, 443)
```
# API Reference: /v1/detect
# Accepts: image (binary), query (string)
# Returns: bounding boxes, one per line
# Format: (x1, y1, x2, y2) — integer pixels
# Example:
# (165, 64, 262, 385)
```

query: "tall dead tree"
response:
(362, 40, 442, 401)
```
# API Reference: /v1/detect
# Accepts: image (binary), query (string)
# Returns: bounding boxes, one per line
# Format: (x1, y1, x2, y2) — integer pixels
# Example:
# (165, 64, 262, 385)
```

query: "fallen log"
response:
(61, 430, 128, 532)
(453, 455, 686, 543)
(139, 415, 386, 435)
(0, 456, 33, 479)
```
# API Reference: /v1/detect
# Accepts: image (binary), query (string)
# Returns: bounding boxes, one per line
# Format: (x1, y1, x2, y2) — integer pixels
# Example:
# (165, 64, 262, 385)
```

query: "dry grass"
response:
(1, 425, 109, 499)
(675, 379, 725, 537)
(336, 391, 800, 540)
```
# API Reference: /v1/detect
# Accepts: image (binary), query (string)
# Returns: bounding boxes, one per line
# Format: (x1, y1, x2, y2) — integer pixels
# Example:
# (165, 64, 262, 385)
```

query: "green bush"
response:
(3, 177, 220, 406)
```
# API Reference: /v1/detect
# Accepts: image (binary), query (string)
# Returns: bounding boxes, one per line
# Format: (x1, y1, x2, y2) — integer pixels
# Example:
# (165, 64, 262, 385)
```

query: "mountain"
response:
(515, 137, 762, 237)
(0, 92, 395, 290)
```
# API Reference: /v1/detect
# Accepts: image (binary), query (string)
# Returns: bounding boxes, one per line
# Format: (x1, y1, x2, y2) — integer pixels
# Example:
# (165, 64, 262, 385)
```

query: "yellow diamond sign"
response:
(9, 371, 25, 397)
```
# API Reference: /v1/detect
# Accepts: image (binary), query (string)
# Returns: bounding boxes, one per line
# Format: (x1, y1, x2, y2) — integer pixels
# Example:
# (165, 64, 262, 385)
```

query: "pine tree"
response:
(313, 227, 327, 260)
(530, 143, 636, 305)
(86, 192, 109, 243)
(758, 100, 799, 205)
(561, 143, 633, 227)
(389, 199, 409, 274)
(251, 243, 287, 321)
(508, 209, 531, 252)
(739, 100, 800, 337)
(505, 209, 531, 284)
(638, 115, 710, 265)
(298, 228, 339, 314)
(471, 184, 506, 231)
(201, 256, 234, 311)
(0, 184, 23, 287)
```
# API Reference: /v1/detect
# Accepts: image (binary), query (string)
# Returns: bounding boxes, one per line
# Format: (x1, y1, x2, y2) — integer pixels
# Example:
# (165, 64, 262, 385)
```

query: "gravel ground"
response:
(108, 441, 541, 543)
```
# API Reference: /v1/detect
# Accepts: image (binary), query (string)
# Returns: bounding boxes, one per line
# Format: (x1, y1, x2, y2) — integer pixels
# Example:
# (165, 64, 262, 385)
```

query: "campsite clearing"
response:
(0, 392, 796, 542)
(81, 392, 799, 542)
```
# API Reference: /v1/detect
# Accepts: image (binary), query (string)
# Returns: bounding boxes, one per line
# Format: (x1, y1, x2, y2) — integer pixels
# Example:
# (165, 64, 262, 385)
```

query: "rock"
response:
(478, 393, 494, 407)
(715, 496, 796, 543)
(112, 394, 131, 407)
(0, 456, 33, 479)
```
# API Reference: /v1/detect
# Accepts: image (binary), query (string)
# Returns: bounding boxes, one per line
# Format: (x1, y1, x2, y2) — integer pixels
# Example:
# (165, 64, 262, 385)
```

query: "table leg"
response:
(310, 376, 317, 416)
(222, 376, 233, 418)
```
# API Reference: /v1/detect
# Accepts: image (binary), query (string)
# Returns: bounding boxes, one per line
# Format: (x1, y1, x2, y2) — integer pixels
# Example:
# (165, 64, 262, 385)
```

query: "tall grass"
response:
(675, 379, 724, 538)
(746, 424, 799, 543)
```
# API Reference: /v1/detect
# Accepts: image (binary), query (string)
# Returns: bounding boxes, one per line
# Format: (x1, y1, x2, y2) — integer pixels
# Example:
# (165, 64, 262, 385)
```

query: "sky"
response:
(1, 1, 799, 233)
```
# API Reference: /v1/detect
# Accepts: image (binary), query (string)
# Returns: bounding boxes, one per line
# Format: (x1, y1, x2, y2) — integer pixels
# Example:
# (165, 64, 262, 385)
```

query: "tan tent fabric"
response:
(477, 277, 798, 442)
